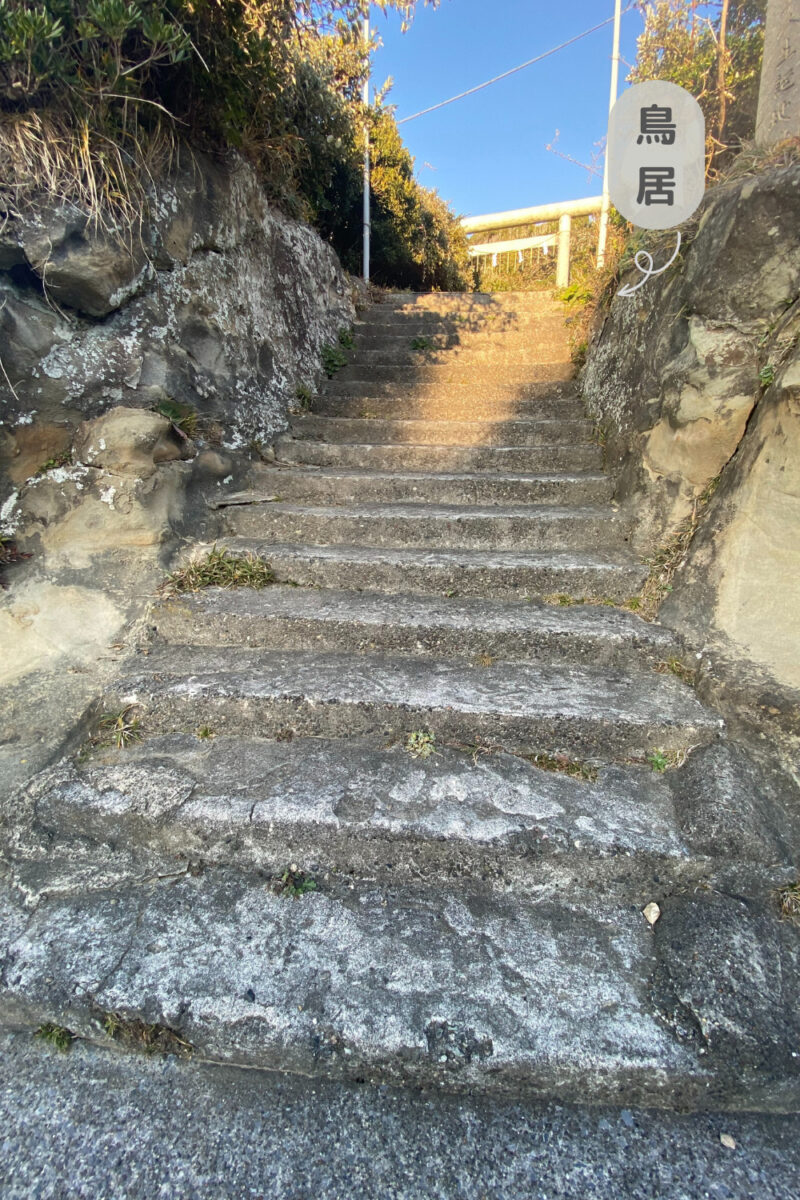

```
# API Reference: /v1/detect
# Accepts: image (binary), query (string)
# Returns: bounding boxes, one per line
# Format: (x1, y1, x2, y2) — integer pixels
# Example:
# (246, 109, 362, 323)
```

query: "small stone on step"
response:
(720, 1133, 737, 1150)
(643, 902, 661, 925)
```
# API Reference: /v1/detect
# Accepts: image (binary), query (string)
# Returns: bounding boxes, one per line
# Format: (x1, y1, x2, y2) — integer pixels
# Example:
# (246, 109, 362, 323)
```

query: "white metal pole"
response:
(596, 0, 622, 269)
(362, 9, 371, 281)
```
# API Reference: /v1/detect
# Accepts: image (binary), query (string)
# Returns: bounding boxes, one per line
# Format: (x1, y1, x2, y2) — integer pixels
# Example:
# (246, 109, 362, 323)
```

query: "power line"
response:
(396, 4, 639, 126)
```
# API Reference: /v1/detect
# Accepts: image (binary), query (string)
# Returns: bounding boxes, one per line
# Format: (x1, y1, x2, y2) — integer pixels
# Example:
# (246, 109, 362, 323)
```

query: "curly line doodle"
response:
(617, 232, 682, 297)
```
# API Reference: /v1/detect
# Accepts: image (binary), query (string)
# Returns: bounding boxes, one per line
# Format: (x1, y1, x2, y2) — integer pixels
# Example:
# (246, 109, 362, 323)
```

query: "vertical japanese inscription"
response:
(608, 82, 705, 230)
(756, 0, 800, 147)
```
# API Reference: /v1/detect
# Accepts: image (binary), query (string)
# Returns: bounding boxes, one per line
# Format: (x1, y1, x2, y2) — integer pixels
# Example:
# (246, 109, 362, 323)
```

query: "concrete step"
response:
(15, 734, 691, 891)
(151, 585, 676, 667)
(333, 364, 574, 389)
(106, 645, 719, 758)
(346, 346, 571, 368)
(290, 416, 595, 448)
(353, 323, 569, 350)
(222, 500, 627, 553)
(3, 859, 795, 1109)
(368, 291, 564, 315)
(312, 393, 584, 421)
(322, 377, 576, 398)
(274, 437, 604, 474)
(209, 537, 646, 600)
(354, 314, 569, 338)
(228, 468, 614, 507)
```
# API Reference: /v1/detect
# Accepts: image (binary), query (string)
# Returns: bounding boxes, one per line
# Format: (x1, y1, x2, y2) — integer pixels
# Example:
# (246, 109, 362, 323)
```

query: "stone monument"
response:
(756, 0, 800, 146)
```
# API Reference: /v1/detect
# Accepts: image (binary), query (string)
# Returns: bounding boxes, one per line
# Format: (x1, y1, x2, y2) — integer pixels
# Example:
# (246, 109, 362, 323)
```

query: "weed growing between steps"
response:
(99, 1011, 193, 1058)
(292, 386, 313, 413)
(655, 657, 697, 687)
(524, 752, 598, 782)
(541, 592, 642, 613)
(404, 730, 437, 759)
(641, 747, 692, 773)
(442, 738, 599, 781)
(163, 547, 275, 594)
(34, 1023, 75, 1052)
(274, 865, 318, 899)
(76, 706, 144, 762)
(96, 706, 143, 750)
(321, 344, 348, 377)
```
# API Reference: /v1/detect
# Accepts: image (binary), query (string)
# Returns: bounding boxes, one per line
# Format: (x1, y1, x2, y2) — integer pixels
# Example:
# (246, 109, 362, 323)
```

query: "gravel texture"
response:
(1, 1033, 799, 1200)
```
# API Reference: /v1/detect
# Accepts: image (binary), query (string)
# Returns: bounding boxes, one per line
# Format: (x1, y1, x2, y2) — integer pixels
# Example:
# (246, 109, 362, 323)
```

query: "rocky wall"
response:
(0, 148, 354, 487)
(581, 164, 800, 736)
(0, 150, 355, 795)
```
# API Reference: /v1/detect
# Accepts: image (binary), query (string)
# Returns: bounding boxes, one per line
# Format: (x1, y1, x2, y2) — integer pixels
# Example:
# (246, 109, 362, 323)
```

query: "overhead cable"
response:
(396, 4, 639, 125)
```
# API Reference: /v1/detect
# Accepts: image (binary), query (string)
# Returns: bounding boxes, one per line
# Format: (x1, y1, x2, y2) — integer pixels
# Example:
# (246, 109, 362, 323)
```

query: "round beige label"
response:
(608, 81, 705, 230)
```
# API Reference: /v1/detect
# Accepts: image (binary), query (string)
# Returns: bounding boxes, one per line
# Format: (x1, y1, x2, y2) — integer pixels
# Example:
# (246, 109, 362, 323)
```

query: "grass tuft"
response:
(34, 1022, 75, 1052)
(163, 547, 275, 594)
(95, 706, 143, 750)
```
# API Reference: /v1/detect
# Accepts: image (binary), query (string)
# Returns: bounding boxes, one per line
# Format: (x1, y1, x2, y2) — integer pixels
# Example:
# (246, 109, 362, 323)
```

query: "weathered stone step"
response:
(223, 500, 627, 553)
(230, 467, 614, 507)
(274, 437, 603, 474)
(290, 416, 595, 447)
(211, 537, 645, 600)
(333, 363, 574, 389)
(106, 645, 719, 758)
(15, 735, 690, 886)
(313, 394, 584, 421)
(152, 584, 676, 667)
(3, 861, 795, 1109)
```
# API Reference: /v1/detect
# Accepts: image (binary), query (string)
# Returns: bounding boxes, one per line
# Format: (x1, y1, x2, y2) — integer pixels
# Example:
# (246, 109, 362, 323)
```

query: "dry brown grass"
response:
(777, 881, 800, 923)
(0, 109, 182, 239)
(638, 476, 721, 621)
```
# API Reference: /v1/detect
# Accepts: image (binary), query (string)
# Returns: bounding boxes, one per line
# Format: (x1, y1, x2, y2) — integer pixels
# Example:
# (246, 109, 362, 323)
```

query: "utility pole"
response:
(596, 0, 622, 269)
(362, 7, 371, 281)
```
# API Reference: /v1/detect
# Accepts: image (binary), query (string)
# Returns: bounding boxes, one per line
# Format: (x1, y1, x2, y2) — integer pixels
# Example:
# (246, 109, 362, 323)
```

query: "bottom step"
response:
(2, 866, 798, 1110)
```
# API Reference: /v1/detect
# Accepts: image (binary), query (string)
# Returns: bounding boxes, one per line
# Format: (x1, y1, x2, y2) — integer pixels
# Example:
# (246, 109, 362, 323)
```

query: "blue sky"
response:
(371, 1, 646, 217)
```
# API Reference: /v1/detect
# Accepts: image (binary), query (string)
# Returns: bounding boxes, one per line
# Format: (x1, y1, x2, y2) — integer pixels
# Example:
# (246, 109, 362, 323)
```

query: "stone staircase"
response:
(2, 292, 799, 1116)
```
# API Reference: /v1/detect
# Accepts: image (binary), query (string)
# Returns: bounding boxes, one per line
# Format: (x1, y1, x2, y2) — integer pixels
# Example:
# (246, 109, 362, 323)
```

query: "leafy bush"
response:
(0, 0, 468, 290)
(631, 1, 766, 177)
